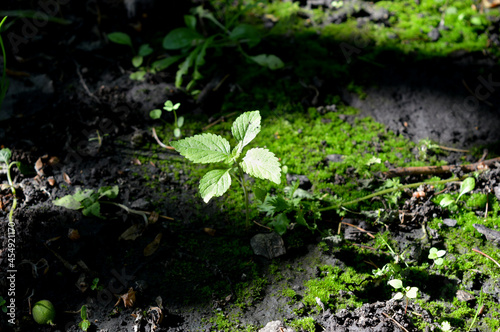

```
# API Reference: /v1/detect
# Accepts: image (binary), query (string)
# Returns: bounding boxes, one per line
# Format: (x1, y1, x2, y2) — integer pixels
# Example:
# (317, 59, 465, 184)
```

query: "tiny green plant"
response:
(170, 110, 281, 226)
(90, 278, 103, 291)
(428, 247, 446, 266)
(107, 32, 154, 81)
(0, 148, 20, 223)
(53, 185, 119, 219)
(78, 305, 90, 331)
(440, 177, 475, 208)
(0, 16, 9, 111)
(150, 100, 184, 138)
(388, 279, 418, 314)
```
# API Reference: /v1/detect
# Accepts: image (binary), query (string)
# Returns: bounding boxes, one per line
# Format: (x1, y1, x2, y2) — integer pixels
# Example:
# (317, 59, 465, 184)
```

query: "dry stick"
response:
(341, 221, 376, 238)
(436, 145, 469, 153)
(151, 127, 175, 150)
(381, 312, 410, 332)
(383, 157, 500, 178)
(472, 248, 500, 268)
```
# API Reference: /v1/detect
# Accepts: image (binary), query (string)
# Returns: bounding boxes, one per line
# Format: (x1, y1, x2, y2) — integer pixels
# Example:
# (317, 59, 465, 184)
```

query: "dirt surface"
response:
(1, 1, 500, 332)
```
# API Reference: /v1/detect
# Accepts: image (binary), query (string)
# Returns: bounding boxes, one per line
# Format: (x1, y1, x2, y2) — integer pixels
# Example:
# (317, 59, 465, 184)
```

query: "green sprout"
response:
(170, 110, 281, 226)
(150, 100, 184, 138)
(428, 247, 446, 266)
(78, 305, 90, 331)
(90, 278, 103, 291)
(107, 32, 154, 81)
(1, 148, 20, 223)
(0, 296, 7, 313)
(388, 279, 418, 314)
(440, 177, 475, 208)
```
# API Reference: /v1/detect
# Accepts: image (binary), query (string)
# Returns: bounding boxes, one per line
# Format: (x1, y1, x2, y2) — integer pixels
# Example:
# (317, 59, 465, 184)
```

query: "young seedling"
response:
(53, 185, 120, 219)
(170, 110, 281, 226)
(78, 305, 90, 331)
(150, 100, 184, 138)
(107, 32, 154, 81)
(388, 279, 418, 314)
(440, 177, 475, 208)
(428, 247, 446, 266)
(0, 296, 7, 313)
(0, 148, 20, 223)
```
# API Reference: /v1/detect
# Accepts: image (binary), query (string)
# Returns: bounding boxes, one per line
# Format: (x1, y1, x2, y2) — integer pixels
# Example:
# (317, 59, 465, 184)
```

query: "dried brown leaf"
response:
(143, 233, 162, 256)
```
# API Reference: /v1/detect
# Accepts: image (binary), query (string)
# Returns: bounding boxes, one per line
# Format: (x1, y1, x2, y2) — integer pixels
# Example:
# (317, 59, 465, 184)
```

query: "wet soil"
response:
(1, 1, 500, 332)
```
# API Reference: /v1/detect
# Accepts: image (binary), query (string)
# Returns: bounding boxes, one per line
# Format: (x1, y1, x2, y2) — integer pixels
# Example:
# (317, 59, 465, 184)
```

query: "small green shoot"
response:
(150, 100, 184, 138)
(0, 16, 9, 111)
(0, 296, 7, 313)
(53, 185, 119, 219)
(428, 247, 446, 266)
(1, 148, 21, 223)
(90, 278, 103, 291)
(170, 110, 281, 225)
(388, 279, 418, 314)
(440, 177, 475, 208)
(78, 305, 90, 331)
(107, 32, 154, 81)
(467, 289, 485, 332)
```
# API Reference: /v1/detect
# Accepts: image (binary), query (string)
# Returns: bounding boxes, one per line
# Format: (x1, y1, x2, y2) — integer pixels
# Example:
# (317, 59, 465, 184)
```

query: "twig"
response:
(252, 219, 272, 231)
(341, 221, 375, 238)
(383, 157, 500, 177)
(203, 112, 237, 131)
(152, 127, 175, 150)
(472, 248, 500, 268)
(74, 61, 101, 104)
(381, 312, 409, 332)
(462, 79, 493, 107)
(437, 145, 469, 153)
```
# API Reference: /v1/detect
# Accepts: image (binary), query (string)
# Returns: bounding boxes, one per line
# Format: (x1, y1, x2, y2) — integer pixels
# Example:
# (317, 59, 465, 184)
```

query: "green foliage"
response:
(53, 185, 119, 219)
(428, 247, 446, 266)
(388, 279, 418, 300)
(440, 177, 475, 208)
(1, 148, 21, 223)
(150, 100, 184, 138)
(78, 305, 90, 331)
(161, 6, 283, 89)
(0, 16, 9, 112)
(90, 278, 103, 291)
(0, 296, 7, 313)
(170, 111, 281, 224)
(107, 32, 154, 81)
(290, 317, 315, 332)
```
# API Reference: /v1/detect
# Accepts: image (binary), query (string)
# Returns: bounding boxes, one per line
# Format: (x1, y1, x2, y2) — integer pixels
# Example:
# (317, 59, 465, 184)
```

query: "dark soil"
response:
(1, 1, 500, 332)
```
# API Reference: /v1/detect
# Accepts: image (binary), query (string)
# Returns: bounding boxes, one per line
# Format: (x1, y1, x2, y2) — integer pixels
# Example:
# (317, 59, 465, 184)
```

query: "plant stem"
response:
(7, 161, 17, 223)
(237, 165, 250, 227)
(0, 16, 8, 105)
(318, 177, 461, 212)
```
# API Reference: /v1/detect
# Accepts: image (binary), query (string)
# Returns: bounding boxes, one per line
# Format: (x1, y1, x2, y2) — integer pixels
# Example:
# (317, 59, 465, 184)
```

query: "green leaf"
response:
(457, 177, 475, 201)
(0, 148, 11, 164)
(241, 148, 281, 184)
(406, 287, 419, 299)
(170, 133, 231, 164)
(434, 258, 444, 266)
(151, 55, 184, 71)
(82, 201, 102, 218)
(392, 292, 404, 300)
(229, 24, 261, 47)
(388, 279, 403, 289)
(175, 46, 199, 87)
(129, 70, 147, 81)
(199, 169, 231, 203)
(440, 197, 455, 208)
(150, 109, 162, 119)
(132, 55, 143, 68)
(269, 213, 289, 235)
(231, 111, 261, 153)
(162, 27, 203, 50)
(184, 15, 197, 30)
(80, 305, 87, 320)
(428, 247, 438, 259)
(53, 195, 82, 210)
(73, 189, 95, 202)
(138, 44, 153, 57)
(446, 7, 457, 15)
(174, 128, 181, 138)
(249, 54, 284, 70)
(470, 16, 483, 26)
(253, 186, 267, 203)
(177, 116, 185, 128)
(107, 32, 133, 48)
(98, 185, 119, 199)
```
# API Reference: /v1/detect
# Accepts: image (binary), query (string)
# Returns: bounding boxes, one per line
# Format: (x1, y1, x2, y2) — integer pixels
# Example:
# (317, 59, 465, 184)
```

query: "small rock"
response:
(456, 290, 475, 302)
(325, 154, 344, 163)
(250, 233, 286, 259)
(259, 320, 294, 332)
(442, 218, 457, 227)
(494, 186, 500, 201)
(428, 28, 441, 42)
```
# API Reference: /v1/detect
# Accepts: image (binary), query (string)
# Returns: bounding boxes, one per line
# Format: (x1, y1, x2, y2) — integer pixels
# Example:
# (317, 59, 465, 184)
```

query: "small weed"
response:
(150, 100, 184, 138)
(0, 296, 7, 313)
(90, 278, 103, 291)
(428, 247, 446, 266)
(0, 148, 21, 223)
(107, 32, 154, 81)
(78, 305, 90, 331)
(440, 177, 475, 208)
(387, 279, 418, 314)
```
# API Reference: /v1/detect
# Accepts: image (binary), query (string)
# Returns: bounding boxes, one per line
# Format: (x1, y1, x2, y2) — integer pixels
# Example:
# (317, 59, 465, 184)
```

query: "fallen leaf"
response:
(47, 177, 56, 186)
(35, 156, 45, 176)
(203, 228, 216, 236)
(148, 211, 159, 224)
(63, 172, 72, 185)
(144, 233, 162, 256)
(67, 228, 80, 241)
(119, 224, 145, 241)
(115, 288, 136, 308)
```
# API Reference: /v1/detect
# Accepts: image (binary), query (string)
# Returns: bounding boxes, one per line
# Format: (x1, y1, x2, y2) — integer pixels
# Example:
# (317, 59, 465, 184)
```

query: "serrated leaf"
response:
(0, 148, 11, 164)
(231, 111, 261, 153)
(458, 177, 475, 200)
(199, 169, 231, 203)
(171, 133, 231, 164)
(98, 185, 119, 199)
(392, 292, 404, 300)
(388, 279, 403, 289)
(107, 32, 133, 47)
(53, 195, 82, 210)
(406, 287, 419, 299)
(83, 202, 103, 218)
(150, 109, 162, 119)
(241, 148, 281, 184)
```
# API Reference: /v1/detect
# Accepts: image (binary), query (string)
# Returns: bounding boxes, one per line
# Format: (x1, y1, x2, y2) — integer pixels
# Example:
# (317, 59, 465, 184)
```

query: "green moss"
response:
(289, 317, 316, 332)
